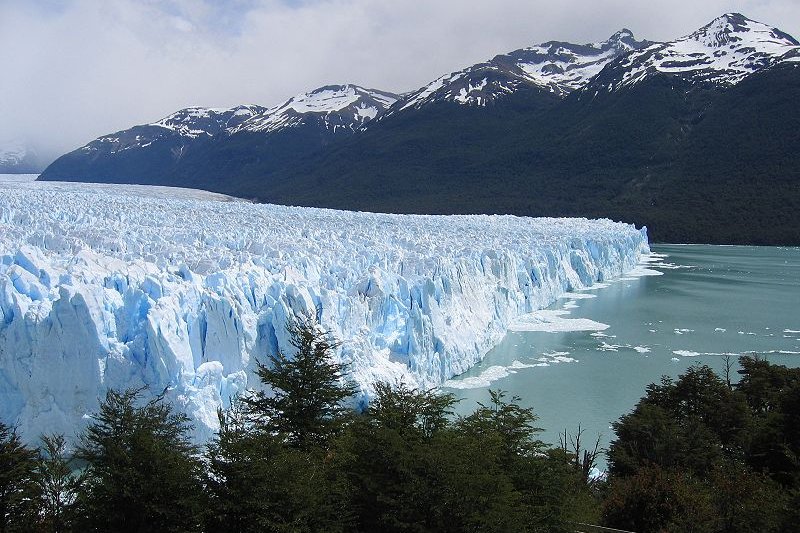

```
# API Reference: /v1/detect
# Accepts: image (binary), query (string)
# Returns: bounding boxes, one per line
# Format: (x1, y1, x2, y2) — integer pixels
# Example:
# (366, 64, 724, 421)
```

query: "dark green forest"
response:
(3, 321, 800, 532)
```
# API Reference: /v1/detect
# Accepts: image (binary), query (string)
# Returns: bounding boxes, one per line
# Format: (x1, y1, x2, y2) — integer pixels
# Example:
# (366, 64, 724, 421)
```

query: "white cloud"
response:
(1, 0, 798, 159)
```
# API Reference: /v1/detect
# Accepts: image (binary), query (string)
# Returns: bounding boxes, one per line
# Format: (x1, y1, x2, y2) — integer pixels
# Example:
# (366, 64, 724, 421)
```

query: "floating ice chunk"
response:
(598, 342, 621, 352)
(509, 310, 609, 333)
(509, 359, 539, 369)
(625, 266, 664, 277)
(673, 350, 701, 357)
(442, 365, 512, 389)
(575, 282, 611, 291)
(557, 292, 597, 300)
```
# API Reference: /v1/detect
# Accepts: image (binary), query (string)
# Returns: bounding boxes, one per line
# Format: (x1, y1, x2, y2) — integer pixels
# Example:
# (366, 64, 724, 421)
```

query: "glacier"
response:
(0, 177, 649, 443)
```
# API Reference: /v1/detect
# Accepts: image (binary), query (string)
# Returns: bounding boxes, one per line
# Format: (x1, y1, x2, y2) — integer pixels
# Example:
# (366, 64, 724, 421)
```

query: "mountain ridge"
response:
(39, 13, 800, 245)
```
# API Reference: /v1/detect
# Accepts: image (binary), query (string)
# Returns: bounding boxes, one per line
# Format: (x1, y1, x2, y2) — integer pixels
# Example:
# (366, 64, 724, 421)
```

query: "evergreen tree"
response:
(340, 385, 572, 533)
(602, 465, 717, 533)
(74, 388, 204, 533)
(205, 317, 355, 531)
(35, 434, 83, 533)
(243, 316, 357, 449)
(338, 382, 461, 532)
(604, 358, 800, 531)
(204, 400, 352, 533)
(0, 422, 38, 533)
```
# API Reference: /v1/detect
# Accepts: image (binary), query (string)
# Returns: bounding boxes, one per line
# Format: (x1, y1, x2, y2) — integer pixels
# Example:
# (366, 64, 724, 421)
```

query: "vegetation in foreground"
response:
(2, 320, 800, 532)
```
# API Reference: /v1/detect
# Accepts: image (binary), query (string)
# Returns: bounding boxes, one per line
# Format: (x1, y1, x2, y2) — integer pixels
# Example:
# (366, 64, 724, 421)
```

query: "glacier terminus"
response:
(0, 178, 649, 442)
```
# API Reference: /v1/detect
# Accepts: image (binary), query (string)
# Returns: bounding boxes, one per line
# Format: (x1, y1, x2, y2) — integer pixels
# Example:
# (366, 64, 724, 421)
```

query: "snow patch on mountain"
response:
(153, 105, 266, 139)
(0, 179, 647, 443)
(513, 29, 644, 95)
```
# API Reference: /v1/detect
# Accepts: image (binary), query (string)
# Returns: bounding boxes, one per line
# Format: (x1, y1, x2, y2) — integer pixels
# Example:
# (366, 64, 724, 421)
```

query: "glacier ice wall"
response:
(0, 179, 649, 442)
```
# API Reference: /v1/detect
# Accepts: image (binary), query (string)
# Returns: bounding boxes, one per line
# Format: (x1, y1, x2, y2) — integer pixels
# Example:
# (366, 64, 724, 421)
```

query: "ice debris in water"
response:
(0, 179, 648, 442)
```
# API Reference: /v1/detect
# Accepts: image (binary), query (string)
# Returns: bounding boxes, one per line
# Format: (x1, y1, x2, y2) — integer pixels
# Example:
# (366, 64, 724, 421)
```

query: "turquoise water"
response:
(443, 245, 800, 461)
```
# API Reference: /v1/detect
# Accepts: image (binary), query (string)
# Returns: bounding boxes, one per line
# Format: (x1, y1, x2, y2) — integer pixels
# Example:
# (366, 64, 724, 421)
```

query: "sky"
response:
(2, 0, 799, 160)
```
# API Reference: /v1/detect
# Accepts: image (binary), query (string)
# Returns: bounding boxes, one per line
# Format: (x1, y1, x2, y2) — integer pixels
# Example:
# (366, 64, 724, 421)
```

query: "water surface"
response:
(444, 245, 800, 461)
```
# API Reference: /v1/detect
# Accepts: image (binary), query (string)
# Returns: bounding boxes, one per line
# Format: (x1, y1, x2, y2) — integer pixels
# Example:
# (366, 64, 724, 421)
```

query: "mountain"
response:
(392, 29, 649, 111)
(587, 12, 800, 91)
(252, 14, 800, 244)
(40, 14, 800, 244)
(41, 85, 398, 188)
(0, 140, 45, 173)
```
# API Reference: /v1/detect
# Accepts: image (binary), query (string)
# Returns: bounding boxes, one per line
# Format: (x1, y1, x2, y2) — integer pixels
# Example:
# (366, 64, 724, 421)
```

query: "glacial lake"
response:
(443, 245, 800, 463)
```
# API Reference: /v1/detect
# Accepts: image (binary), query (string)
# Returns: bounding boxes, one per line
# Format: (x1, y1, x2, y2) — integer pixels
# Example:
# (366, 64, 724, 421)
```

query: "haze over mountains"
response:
(0, 140, 45, 174)
(40, 13, 800, 244)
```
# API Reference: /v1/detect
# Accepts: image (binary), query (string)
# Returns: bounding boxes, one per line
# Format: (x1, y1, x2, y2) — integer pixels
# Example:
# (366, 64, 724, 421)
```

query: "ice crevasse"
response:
(0, 181, 649, 442)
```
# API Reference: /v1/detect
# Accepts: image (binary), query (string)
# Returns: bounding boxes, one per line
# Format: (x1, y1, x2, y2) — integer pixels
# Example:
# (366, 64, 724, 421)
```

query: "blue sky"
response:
(2, 0, 799, 157)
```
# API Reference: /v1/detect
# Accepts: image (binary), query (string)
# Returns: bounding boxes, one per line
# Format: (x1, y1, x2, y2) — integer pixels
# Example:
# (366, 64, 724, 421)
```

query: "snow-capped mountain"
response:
(588, 13, 800, 92)
(153, 105, 266, 139)
(77, 85, 397, 157)
(238, 85, 399, 134)
(0, 140, 28, 166)
(82, 85, 398, 153)
(0, 140, 43, 173)
(396, 29, 649, 111)
(81, 105, 267, 156)
(38, 13, 800, 245)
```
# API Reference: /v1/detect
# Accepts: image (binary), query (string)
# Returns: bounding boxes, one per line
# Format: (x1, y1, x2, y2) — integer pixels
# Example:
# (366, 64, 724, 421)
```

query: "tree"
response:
(204, 399, 353, 533)
(336, 382, 458, 532)
(339, 386, 573, 532)
(74, 388, 204, 533)
(602, 465, 716, 533)
(205, 317, 356, 532)
(559, 425, 603, 489)
(243, 316, 357, 449)
(457, 391, 572, 532)
(604, 358, 800, 530)
(35, 434, 83, 533)
(608, 364, 751, 477)
(0, 422, 38, 533)
(457, 390, 545, 459)
(367, 381, 457, 438)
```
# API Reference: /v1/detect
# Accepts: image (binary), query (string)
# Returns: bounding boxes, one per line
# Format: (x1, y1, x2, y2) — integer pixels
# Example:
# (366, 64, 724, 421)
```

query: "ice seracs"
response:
(0, 179, 648, 443)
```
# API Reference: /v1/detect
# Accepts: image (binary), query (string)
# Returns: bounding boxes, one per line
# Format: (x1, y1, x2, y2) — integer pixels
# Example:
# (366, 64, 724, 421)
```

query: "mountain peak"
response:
(603, 28, 639, 49)
(395, 30, 651, 110)
(586, 12, 800, 92)
(688, 12, 799, 48)
(236, 84, 399, 134)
